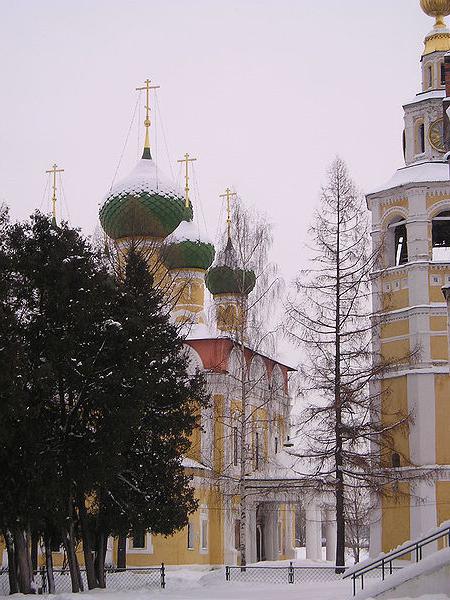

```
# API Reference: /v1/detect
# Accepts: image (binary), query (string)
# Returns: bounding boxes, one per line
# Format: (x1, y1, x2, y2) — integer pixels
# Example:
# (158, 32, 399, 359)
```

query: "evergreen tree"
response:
(89, 250, 206, 582)
(0, 212, 208, 593)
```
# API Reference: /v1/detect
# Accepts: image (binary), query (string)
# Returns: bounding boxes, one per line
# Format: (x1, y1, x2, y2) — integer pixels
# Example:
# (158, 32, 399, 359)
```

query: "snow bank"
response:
(354, 547, 450, 599)
(345, 519, 450, 577)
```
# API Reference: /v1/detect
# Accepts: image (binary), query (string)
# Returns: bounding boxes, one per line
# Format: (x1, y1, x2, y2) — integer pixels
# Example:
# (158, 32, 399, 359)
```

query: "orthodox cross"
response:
(45, 163, 64, 225)
(177, 153, 197, 208)
(136, 79, 160, 153)
(220, 187, 237, 240)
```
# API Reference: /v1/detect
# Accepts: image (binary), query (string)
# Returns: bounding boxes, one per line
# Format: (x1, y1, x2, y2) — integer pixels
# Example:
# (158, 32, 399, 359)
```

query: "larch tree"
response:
(286, 158, 416, 569)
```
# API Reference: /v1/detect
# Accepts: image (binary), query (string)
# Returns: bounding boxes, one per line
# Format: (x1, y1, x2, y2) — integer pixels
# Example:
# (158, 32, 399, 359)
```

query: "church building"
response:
(94, 80, 338, 567)
(368, 0, 450, 557)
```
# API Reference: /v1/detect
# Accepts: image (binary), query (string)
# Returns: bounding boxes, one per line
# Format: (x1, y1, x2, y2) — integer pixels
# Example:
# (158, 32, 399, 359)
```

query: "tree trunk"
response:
(74, 550, 84, 592)
(43, 535, 55, 594)
(77, 494, 98, 589)
(12, 528, 32, 594)
(3, 529, 19, 594)
(334, 184, 346, 573)
(239, 297, 248, 568)
(62, 526, 80, 593)
(117, 533, 126, 570)
(94, 530, 107, 588)
(31, 531, 38, 574)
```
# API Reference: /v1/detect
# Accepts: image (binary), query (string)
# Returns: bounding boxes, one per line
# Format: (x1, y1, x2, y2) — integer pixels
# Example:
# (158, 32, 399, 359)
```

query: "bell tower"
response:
(403, 1, 450, 165)
(368, 0, 450, 557)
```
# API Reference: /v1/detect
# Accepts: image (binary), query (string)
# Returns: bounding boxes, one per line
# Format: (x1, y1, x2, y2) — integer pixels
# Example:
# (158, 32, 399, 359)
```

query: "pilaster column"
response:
(305, 505, 322, 560)
(324, 509, 337, 563)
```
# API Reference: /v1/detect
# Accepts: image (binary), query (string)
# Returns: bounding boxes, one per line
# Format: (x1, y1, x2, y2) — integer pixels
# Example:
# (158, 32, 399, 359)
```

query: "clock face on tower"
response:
(429, 118, 445, 152)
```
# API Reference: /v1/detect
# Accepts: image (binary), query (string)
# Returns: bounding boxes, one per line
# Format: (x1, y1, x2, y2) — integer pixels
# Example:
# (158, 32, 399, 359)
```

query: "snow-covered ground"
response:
(1, 554, 448, 600)
(1, 565, 447, 600)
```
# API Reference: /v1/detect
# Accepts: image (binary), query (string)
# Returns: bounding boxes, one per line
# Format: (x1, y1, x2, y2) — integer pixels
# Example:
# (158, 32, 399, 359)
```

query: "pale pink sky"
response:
(0, 0, 433, 284)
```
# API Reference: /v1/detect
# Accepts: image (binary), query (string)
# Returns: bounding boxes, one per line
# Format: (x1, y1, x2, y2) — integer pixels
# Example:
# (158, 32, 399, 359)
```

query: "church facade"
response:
(368, 0, 450, 557)
(1, 81, 338, 569)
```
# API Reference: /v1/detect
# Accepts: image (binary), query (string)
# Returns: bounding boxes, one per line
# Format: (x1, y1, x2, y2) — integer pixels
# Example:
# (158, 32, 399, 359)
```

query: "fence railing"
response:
(343, 524, 450, 596)
(225, 563, 347, 584)
(0, 565, 166, 594)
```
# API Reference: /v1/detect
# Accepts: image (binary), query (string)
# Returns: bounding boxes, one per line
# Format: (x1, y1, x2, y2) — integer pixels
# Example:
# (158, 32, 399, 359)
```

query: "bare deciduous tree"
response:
(207, 199, 284, 567)
(286, 158, 419, 569)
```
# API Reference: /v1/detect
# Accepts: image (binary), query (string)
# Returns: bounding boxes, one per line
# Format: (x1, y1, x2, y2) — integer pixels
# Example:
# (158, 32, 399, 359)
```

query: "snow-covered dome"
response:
(205, 238, 256, 296)
(99, 157, 192, 240)
(164, 219, 215, 271)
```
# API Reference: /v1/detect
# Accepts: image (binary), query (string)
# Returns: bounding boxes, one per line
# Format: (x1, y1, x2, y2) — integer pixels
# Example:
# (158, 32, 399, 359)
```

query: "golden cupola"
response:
(420, 0, 450, 55)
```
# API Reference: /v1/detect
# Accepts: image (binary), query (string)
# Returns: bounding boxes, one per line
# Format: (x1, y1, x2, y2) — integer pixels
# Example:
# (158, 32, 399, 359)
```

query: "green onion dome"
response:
(164, 220, 215, 271)
(205, 238, 256, 295)
(99, 157, 192, 240)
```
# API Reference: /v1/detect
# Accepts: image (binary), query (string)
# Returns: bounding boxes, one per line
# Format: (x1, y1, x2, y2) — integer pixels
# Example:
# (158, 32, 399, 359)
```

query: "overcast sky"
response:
(0, 0, 434, 286)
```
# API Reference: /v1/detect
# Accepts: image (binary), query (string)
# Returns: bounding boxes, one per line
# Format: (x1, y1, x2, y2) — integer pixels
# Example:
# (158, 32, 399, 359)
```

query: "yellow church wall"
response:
(275, 414, 286, 442)
(430, 316, 447, 331)
(381, 377, 410, 465)
(430, 285, 448, 303)
(207, 486, 224, 565)
(380, 339, 410, 364)
(186, 404, 202, 463)
(381, 483, 411, 554)
(114, 485, 224, 566)
(277, 504, 295, 561)
(435, 374, 450, 465)
(437, 483, 450, 521)
(380, 320, 409, 339)
(382, 289, 409, 312)
(436, 481, 450, 549)
(431, 335, 448, 361)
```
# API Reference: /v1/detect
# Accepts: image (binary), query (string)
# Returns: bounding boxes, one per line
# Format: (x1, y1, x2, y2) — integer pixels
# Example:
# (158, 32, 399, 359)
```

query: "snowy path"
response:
(155, 580, 351, 599)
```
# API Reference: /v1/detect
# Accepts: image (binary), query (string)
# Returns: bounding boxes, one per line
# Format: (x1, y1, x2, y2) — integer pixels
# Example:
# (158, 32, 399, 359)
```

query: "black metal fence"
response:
(225, 563, 346, 584)
(0, 565, 166, 594)
(0, 568, 9, 596)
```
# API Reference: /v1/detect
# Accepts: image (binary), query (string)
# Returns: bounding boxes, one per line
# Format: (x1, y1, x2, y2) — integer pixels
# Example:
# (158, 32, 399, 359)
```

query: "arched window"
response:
(432, 210, 450, 261)
(387, 218, 408, 266)
(441, 62, 446, 86)
(415, 120, 425, 155)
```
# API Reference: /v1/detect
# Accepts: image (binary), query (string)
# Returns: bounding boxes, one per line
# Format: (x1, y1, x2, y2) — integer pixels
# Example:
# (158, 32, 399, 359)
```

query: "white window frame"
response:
(200, 505, 208, 554)
(126, 532, 153, 554)
(187, 521, 195, 550)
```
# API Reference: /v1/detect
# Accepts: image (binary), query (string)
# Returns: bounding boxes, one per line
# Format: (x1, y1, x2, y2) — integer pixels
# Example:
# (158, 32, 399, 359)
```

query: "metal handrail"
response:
(344, 525, 450, 595)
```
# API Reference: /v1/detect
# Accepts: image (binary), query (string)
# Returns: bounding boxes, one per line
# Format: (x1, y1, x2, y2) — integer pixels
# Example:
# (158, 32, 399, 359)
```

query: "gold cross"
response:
(219, 187, 237, 241)
(136, 79, 160, 153)
(45, 163, 64, 225)
(177, 153, 197, 208)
